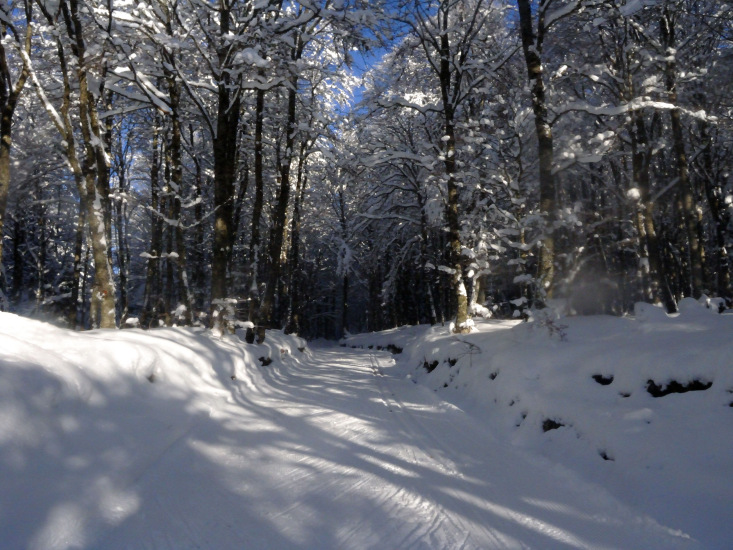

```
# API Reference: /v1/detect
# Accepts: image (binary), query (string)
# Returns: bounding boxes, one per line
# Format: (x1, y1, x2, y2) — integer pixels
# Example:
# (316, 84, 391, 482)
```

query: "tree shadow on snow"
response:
(0, 331, 693, 550)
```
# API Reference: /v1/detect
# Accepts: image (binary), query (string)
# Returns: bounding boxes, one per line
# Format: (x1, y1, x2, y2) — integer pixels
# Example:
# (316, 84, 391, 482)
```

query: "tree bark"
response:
(143, 114, 163, 327)
(246, 86, 266, 343)
(437, 11, 469, 333)
(261, 72, 300, 332)
(0, 0, 32, 307)
(112, 128, 130, 323)
(284, 141, 308, 335)
(631, 111, 677, 312)
(53, 0, 117, 328)
(166, 65, 193, 324)
(697, 115, 731, 300)
(516, 0, 556, 303)
(189, 125, 206, 310)
(419, 194, 438, 325)
(210, 4, 241, 326)
(661, 4, 704, 298)
(68, 207, 85, 327)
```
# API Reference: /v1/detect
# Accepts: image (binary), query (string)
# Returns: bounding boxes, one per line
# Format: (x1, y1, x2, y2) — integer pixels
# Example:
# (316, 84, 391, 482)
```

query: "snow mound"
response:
(0, 313, 307, 550)
(2, 308, 728, 549)
(341, 302, 733, 549)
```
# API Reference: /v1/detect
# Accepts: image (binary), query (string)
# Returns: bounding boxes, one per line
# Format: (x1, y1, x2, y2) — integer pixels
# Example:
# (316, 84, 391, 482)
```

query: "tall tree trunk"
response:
(210, 4, 241, 326)
(189, 124, 206, 310)
(0, 131, 12, 304)
(163, 151, 174, 321)
(697, 115, 731, 300)
(437, 20, 469, 333)
(41, 0, 118, 328)
(516, 0, 556, 303)
(231, 156, 249, 261)
(246, 86, 266, 343)
(11, 217, 23, 305)
(661, 4, 704, 298)
(143, 114, 163, 327)
(631, 111, 677, 312)
(166, 66, 192, 324)
(0, 0, 32, 308)
(419, 194, 438, 325)
(79, 241, 91, 328)
(114, 144, 130, 322)
(261, 71, 300, 333)
(284, 141, 308, 335)
(68, 207, 85, 327)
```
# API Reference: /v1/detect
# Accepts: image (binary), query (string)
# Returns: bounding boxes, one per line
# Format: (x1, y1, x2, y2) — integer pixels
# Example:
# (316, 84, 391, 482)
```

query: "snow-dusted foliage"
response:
(0, 0, 732, 337)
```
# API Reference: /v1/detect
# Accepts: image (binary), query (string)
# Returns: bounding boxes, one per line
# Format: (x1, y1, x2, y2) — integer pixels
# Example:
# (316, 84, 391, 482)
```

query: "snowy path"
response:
(1, 325, 701, 550)
(89, 345, 693, 550)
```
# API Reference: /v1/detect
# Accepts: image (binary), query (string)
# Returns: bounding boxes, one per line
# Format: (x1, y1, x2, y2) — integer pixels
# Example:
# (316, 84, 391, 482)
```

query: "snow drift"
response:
(1, 301, 731, 549)
(342, 298, 733, 549)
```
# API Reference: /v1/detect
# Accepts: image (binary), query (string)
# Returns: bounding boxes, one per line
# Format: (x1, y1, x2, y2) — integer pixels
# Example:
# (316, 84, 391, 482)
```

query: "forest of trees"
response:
(0, 0, 730, 340)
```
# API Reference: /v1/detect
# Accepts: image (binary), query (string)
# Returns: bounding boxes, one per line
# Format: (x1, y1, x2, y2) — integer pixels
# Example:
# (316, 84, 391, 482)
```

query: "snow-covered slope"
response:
(0, 305, 728, 549)
(0, 314, 306, 549)
(342, 298, 733, 549)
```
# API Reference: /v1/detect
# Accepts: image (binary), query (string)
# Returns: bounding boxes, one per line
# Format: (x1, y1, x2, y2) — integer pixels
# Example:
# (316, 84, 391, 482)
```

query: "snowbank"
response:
(0, 313, 307, 550)
(2, 303, 730, 549)
(341, 299, 733, 549)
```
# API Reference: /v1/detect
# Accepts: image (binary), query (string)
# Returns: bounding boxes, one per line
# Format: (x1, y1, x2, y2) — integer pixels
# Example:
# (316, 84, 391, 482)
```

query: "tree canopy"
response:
(1, 0, 731, 337)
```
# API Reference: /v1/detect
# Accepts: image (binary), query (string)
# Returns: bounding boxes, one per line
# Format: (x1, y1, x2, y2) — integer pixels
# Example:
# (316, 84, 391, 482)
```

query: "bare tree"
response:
(29, 0, 117, 328)
(0, 0, 32, 307)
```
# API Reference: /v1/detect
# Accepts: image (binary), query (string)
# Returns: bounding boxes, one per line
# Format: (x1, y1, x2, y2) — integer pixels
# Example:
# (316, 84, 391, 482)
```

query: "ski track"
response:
(186, 345, 696, 549)
(11, 343, 701, 550)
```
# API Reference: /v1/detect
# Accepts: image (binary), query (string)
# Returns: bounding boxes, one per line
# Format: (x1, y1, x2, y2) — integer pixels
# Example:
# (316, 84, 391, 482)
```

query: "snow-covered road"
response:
(0, 320, 700, 549)
(93, 345, 694, 549)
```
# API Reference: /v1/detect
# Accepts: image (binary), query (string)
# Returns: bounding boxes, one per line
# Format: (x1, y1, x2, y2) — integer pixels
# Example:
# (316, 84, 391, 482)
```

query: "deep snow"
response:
(0, 300, 730, 549)
(342, 299, 733, 549)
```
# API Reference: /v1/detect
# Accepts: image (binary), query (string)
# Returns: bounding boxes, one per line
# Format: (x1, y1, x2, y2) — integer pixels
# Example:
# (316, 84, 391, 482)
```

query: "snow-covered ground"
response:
(0, 300, 730, 549)
(342, 298, 733, 549)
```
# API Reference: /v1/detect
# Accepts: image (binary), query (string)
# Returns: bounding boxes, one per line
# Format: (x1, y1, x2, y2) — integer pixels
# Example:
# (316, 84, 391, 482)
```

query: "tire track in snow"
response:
(367, 350, 613, 548)
(240, 347, 481, 548)
(365, 352, 486, 547)
(369, 353, 461, 477)
(357, 348, 699, 550)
